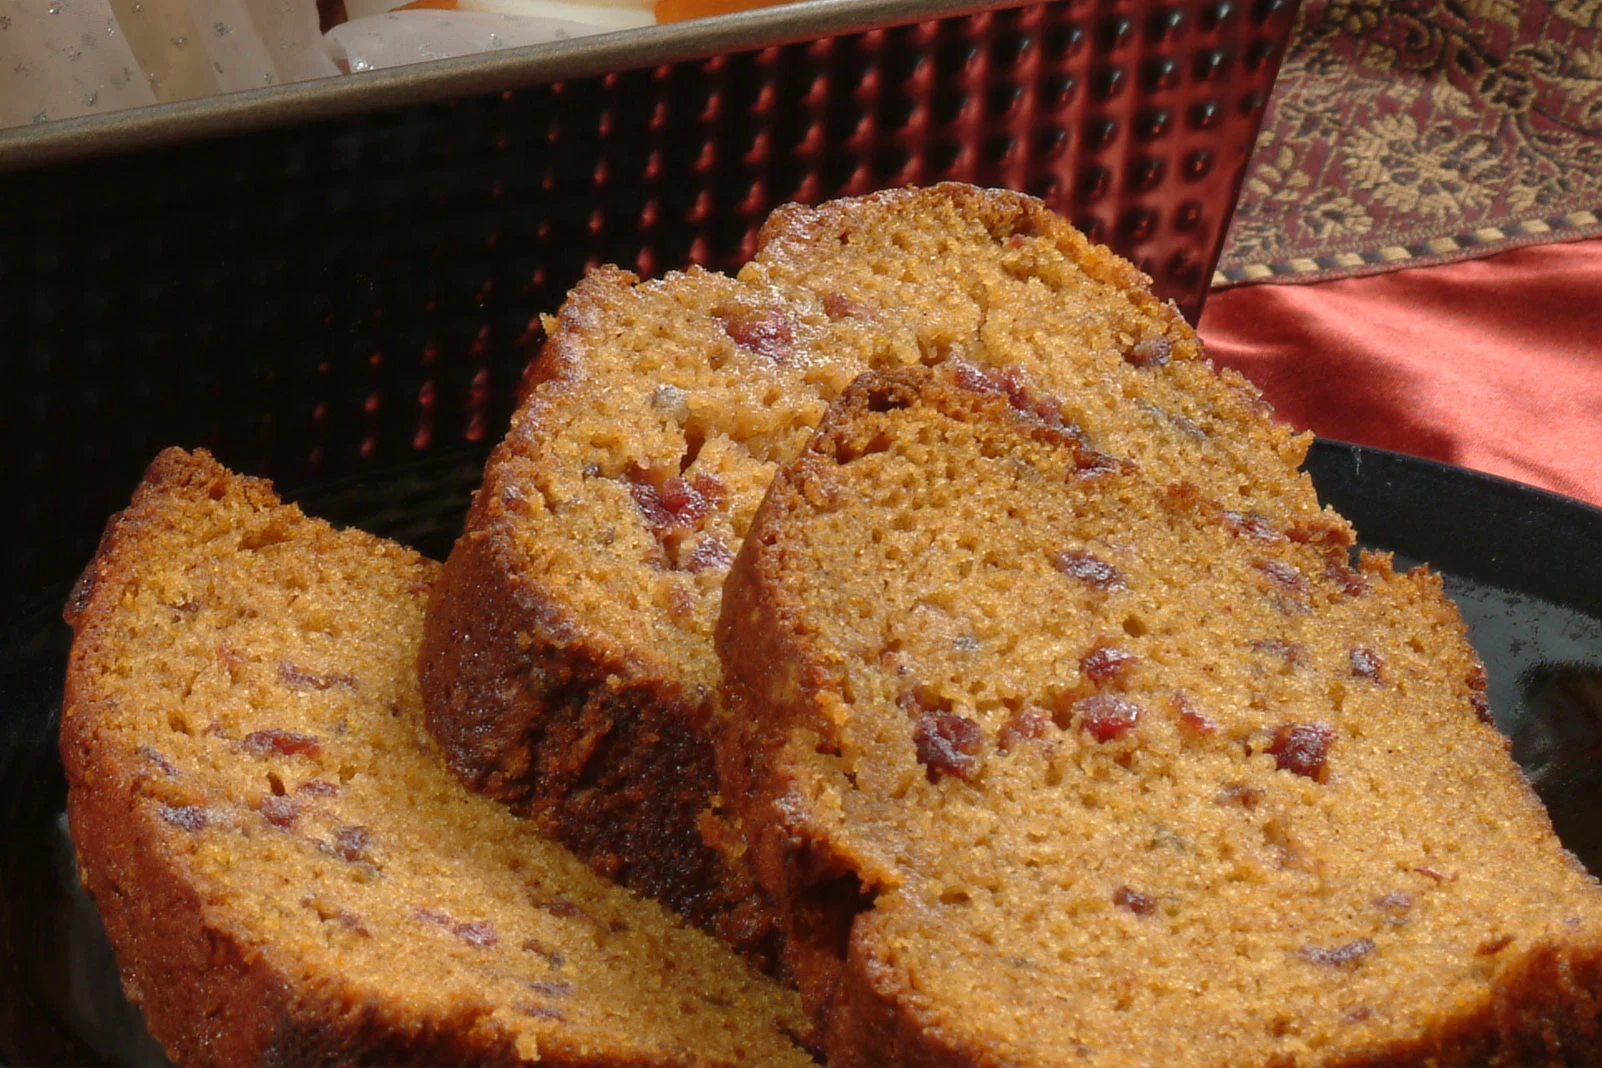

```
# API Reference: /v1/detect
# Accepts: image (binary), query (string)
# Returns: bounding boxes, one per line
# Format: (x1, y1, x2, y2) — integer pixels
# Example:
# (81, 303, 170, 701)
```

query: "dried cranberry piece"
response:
(684, 535, 734, 574)
(1253, 559, 1309, 601)
(416, 907, 498, 947)
(1269, 723, 1334, 781)
(912, 711, 984, 782)
(822, 292, 867, 319)
(1080, 645, 1140, 686)
(1050, 550, 1125, 591)
(1071, 450, 1126, 480)
(1298, 939, 1375, 968)
(160, 804, 208, 832)
(1172, 691, 1218, 735)
(278, 663, 358, 692)
(950, 360, 1007, 396)
(258, 796, 300, 829)
(526, 979, 575, 997)
(998, 710, 1053, 752)
(948, 361, 1086, 439)
(1112, 886, 1156, 914)
(1372, 891, 1412, 918)
(523, 1005, 566, 1021)
(1074, 695, 1142, 742)
(538, 898, 588, 920)
(242, 728, 322, 758)
(297, 780, 340, 797)
(1325, 560, 1368, 596)
(721, 309, 795, 363)
(332, 825, 371, 862)
(1125, 338, 1172, 368)
(1222, 510, 1284, 542)
(1349, 648, 1386, 682)
(1467, 661, 1489, 690)
(626, 468, 725, 537)
(1470, 691, 1494, 725)
(137, 746, 179, 776)
(1415, 866, 1456, 883)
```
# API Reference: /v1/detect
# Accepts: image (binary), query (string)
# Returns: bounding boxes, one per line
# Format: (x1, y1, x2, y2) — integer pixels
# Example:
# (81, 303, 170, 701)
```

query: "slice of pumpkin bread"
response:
(715, 365, 1602, 1066)
(420, 183, 1338, 971)
(60, 448, 813, 1067)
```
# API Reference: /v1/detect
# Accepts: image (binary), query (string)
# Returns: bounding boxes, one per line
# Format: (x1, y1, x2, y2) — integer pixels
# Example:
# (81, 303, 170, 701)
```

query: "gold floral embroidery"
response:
(1216, 0, 1602, 285)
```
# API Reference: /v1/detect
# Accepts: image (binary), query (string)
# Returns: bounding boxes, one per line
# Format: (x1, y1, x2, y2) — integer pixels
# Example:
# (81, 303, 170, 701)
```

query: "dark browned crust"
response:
(58, 450, 656, 1068)
(420, 503, 784, 969)
(419, 268, 785, 972)
(715, 368, 1602, 1066)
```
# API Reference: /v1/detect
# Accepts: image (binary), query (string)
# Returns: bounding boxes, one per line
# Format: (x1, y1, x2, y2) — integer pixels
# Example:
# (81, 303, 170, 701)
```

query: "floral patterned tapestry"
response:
(1215, 0, 1602, 286)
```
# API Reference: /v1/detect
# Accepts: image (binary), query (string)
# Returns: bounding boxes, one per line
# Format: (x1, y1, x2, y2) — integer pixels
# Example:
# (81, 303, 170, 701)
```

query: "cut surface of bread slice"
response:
(420, 183, 1337, 970)
(715, 365, 1602, 1066)
(60, 448, 813, 1067)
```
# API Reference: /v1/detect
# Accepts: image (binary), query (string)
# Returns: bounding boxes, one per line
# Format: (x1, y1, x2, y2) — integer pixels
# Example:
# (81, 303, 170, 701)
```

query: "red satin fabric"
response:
(1197, 238, 1602, 508)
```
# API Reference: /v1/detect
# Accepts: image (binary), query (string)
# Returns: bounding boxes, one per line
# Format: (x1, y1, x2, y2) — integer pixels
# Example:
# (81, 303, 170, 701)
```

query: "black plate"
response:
(3, 439, 1601, 1065)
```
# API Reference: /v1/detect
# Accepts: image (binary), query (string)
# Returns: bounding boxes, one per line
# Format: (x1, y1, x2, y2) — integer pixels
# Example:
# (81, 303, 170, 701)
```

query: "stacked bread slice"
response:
(716, 364, 1602, 1064)
(62, 449, 813, 1066)
(419, 183, 1333, 971)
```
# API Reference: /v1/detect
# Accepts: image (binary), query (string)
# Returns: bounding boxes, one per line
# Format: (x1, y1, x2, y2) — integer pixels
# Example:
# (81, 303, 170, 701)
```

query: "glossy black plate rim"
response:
(1303, 438, 1602, 619)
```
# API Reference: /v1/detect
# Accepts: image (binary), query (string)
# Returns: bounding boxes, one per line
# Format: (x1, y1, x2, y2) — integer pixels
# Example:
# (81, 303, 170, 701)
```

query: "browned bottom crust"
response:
(420, 522, 784, 972)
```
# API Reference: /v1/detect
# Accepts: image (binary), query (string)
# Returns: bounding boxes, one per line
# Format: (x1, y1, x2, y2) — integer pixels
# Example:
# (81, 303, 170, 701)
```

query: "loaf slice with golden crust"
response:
(420, 183, 1339, 971)
(716, 364, 1602, 1066)
(60, 448, 813, 1067)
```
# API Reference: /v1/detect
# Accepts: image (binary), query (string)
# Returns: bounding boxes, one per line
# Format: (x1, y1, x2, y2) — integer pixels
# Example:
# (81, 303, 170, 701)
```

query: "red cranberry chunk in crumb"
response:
(950, 361, 1085, 439)
(1253, 559, 1309, 601)
(1171, 691, 1219, 735)
(1470, 691, 1494, 725)
(257, 795, 301, 829)
(1113, 886, 1157, 914)
(1269, 723, 1335, 781)
(998, 710, 1053, 752)
(627, 469, 726, 537)
(1080, 645, 1140, 686)
(684, 535, 735, 574)
(1074, 695, 1142, 742)
(822, 292, 868, 319)
(332, 825, 372, 862)
(720, 308, 794, 363)
(1050, 549, 1125, 591)
(1222, 510, 1284, 542)
(242, 728, 322, 759)
(1125, 337, 1172, 368)
(416, 907, 499, 948)
(1350, 647, 1386, 681)
(1072, 450, 1128, 481)
(1298, 938, 1375, 968)
(1326, 559, 1369, 597)
(913, 711, 985, 782)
